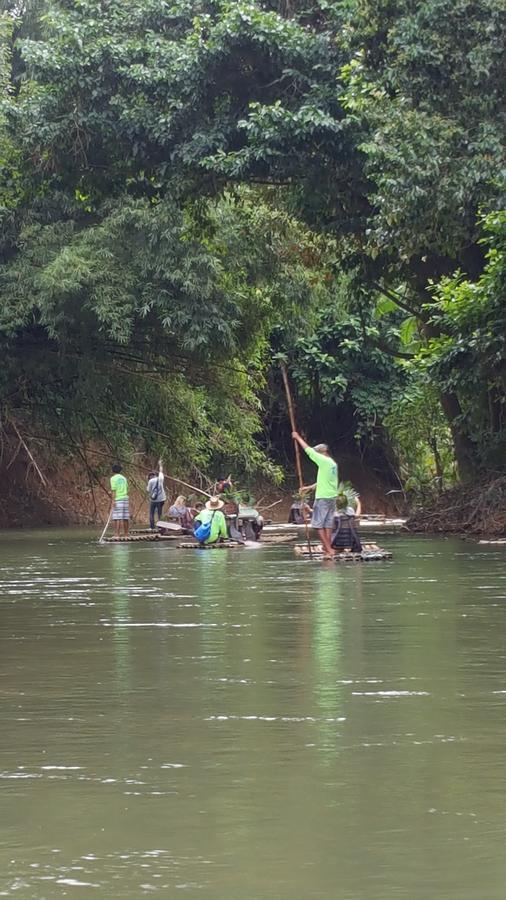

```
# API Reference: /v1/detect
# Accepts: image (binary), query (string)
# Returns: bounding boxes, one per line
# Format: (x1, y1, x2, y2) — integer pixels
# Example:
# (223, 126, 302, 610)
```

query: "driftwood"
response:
(7, 419, 47, 487)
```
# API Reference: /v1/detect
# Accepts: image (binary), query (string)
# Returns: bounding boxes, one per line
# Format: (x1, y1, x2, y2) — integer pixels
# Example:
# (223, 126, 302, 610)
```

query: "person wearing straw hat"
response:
(193, 496, 228, 545)
(292, 432, 338, 558)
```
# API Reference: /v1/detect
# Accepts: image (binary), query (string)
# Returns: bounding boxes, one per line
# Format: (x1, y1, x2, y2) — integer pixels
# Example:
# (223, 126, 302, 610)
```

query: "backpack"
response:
(193, 511, 215, 543)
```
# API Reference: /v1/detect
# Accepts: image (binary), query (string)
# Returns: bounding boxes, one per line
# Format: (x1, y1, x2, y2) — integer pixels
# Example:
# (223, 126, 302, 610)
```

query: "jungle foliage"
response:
(0, 0, 504, 501)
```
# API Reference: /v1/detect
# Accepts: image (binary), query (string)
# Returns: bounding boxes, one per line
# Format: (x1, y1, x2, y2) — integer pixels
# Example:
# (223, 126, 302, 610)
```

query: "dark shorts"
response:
(311, 498, 337, 529)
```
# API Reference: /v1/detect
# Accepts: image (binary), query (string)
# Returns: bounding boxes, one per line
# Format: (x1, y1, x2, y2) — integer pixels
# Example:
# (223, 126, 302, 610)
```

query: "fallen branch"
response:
(8, 420, 47, 487)
(258, 499, 283, 512)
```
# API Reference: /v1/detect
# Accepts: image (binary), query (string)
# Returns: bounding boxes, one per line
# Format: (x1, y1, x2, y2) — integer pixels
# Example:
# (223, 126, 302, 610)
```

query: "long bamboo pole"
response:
(280, 362, 313, 558)
(99, 509, 112, 543)
(166, 475, 211, 498)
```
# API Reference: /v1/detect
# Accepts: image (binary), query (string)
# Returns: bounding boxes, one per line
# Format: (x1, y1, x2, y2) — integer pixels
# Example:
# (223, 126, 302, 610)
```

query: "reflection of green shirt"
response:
(194, 509, 228, 543)
(110, 473, 128, 500)
(305, 447, 338, 499)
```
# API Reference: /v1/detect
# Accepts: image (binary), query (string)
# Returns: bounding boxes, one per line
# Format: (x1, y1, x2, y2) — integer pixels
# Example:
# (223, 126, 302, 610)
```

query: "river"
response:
(1, 530, 506, 899)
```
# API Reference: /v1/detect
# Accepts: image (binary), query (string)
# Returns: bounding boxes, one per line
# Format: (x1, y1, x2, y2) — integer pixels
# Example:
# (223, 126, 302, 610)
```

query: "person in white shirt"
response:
(147, 460, 166, 529)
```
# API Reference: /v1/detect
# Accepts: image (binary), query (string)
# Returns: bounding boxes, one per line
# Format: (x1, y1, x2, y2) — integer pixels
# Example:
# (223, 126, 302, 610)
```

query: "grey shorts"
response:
(112, 498, 130, 520)
(311, 498, 337, 529)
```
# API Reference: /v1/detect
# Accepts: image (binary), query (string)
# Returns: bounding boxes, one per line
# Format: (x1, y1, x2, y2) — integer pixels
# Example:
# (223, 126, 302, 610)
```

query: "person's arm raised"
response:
(291, 431, 309, 451)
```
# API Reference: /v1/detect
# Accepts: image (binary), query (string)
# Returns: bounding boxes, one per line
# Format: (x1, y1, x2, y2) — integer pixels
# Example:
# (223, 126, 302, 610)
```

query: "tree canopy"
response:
(0, 0, 504, 499)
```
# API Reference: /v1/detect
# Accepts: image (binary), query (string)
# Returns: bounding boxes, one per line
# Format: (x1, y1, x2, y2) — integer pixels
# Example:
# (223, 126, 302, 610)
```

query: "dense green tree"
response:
(419, 211, 506, 470)
(0, 0, 504, 498)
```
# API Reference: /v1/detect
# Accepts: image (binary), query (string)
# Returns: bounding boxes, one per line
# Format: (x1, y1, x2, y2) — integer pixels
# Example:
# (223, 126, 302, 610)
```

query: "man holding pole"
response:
(291, 432, 338, 559)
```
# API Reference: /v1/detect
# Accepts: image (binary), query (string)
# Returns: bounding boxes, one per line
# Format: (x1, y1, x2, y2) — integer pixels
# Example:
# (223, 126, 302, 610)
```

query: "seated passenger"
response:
(193, 496, 228, 545)
(288, 496, 312, 525)
(251, 514, 264, 541)
(331, 494, 363, 552)
(168, 495, 194, 531)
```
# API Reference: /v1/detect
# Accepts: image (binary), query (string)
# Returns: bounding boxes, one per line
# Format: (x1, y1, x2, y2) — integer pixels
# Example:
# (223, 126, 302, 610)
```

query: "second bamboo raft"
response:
(294, 543, 392, 561)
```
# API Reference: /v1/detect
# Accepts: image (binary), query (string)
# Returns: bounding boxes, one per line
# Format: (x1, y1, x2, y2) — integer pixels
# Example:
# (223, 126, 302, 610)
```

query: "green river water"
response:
(1, 530, 506, 899)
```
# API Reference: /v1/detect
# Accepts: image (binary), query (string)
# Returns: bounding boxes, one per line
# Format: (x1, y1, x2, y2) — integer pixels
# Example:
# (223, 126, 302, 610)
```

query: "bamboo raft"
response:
(103, 533, 181, 543)
(178, 540, 242, 550)
(177, 534, 297, 549)
(257, 534, 297, 545)
(263, 519, 406, 535)
(130, 528, 180, 536)
(294, 542, 392, 561)
(102, 532, 297, 547)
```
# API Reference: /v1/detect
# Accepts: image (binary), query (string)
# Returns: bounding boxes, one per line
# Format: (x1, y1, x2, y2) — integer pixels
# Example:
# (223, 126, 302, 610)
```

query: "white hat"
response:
(205, 496, 225, 510)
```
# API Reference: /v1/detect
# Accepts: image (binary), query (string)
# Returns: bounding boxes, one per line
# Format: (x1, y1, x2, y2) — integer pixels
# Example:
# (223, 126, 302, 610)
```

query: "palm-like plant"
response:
(336, 481, 359, 511)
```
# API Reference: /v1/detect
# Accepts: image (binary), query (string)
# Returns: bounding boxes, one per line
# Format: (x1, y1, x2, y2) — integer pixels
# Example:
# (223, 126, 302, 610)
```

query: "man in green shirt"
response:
(193, 496, 228, 545)
(110, 463, 130, 537)
(292, 432, 338, 558)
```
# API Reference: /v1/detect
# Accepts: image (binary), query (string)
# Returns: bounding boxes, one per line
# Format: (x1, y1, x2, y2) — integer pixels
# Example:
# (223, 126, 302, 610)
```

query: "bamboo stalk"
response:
(166, 474, 211, 498)
(280, 362, 313, 558)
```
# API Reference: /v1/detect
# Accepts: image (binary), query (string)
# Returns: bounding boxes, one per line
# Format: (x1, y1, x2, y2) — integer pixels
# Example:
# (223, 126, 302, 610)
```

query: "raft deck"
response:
(178, 541, 242, 550)
(177, 534, 297, 549)
(103, 533, 181, 543)
(294, 542, 392, 561)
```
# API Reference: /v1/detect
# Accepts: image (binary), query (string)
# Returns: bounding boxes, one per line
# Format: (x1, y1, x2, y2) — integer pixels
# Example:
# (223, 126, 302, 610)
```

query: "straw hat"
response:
(205, 496, 224, 510)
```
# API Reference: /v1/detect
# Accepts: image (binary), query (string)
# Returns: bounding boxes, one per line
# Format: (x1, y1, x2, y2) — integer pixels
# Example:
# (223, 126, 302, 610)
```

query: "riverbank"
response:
(407, 477, 506, 537)
(0, 441, 402, 529)
(2, 440, 503, 536)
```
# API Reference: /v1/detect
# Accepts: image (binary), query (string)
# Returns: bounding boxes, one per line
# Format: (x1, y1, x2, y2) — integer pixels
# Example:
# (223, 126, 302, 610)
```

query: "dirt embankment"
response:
(0, 448, 149, 529)
(407, 477, 506, 536)
(0, 444, 403, 530)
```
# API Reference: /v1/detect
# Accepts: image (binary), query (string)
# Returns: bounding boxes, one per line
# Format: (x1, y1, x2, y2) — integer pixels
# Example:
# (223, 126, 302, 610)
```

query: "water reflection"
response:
(109, 544, 133, 695)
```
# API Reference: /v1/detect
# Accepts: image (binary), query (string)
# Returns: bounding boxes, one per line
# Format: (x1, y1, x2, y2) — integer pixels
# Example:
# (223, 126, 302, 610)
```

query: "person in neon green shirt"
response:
(292, 432, 338, 558)
(110, 464, 130, 537)
(193, 496, 228, 545)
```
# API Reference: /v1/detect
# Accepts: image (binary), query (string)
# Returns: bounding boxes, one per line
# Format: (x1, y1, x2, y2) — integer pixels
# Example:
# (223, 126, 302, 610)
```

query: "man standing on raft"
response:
(291, 432, 338, 559)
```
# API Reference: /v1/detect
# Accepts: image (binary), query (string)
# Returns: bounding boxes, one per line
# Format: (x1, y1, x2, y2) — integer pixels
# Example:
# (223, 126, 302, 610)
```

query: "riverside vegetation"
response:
(0, 0, 504, 531)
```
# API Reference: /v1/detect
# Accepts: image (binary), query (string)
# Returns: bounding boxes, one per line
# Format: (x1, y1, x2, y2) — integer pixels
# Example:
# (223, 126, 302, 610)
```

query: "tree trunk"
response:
(439, 391, 477, 482)
(429, 435, 444, 494)
(416, 304, 478, 483)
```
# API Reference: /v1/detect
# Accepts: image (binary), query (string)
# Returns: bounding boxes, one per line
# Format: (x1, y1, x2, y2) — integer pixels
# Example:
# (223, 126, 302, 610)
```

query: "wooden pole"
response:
(280, 362, 313, 557)
(99, 509, 112, 543)
(166, 475, 211, 498)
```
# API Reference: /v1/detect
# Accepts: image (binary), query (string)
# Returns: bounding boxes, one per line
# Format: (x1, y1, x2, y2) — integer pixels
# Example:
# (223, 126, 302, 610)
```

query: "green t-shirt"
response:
(194, 509, 228, 543)
(305, 447, 338, 499)
(110, 473, 128, 500)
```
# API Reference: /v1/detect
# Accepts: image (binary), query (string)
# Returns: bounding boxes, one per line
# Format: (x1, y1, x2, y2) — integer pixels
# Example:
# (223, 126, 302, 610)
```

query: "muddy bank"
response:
(407, 477, 506, 537)
(0, 443, 403, 529)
